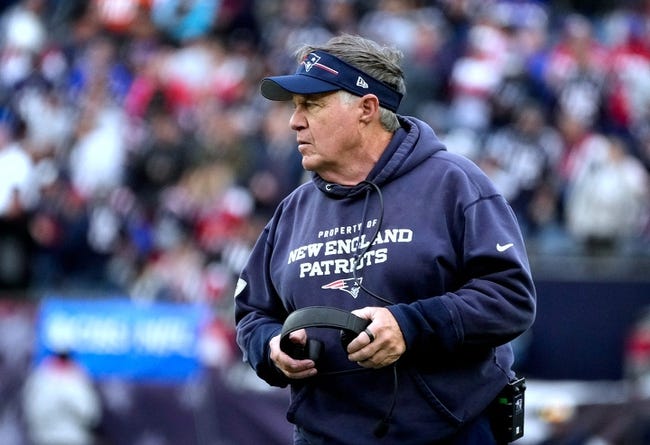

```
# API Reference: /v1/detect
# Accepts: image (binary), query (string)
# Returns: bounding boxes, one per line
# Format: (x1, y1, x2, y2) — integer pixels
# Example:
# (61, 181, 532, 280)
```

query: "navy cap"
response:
(261, 51, 403, 112)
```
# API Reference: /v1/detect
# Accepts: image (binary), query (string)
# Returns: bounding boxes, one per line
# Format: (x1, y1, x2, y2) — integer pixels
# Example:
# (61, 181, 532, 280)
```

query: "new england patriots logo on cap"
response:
(301, 53, 339, 75)
(322, 278, 363, 298)
(303, 53, 320, 72)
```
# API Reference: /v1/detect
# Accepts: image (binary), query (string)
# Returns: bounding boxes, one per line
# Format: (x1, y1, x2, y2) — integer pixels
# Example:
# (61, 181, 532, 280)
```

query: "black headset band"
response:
(279, 306, 369, 354)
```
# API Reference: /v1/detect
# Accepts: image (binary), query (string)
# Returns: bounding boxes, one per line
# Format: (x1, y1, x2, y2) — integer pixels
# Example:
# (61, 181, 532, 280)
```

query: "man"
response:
(235, 34, 536, 445)
(22, 349, 103, 445)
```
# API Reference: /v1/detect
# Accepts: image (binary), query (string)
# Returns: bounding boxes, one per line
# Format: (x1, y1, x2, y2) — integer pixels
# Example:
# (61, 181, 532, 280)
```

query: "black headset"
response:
(279, 306, 370, 361)
(279, 305, 395, 438)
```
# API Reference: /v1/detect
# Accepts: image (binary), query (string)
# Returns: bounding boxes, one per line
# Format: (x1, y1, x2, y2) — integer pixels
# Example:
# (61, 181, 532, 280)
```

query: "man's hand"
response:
(346, 307, 405, 368)
(269, 329, 318, 379)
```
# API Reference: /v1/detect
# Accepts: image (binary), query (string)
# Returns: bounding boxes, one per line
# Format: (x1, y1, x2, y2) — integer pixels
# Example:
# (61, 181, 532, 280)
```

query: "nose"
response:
(290, 107, 306, 131)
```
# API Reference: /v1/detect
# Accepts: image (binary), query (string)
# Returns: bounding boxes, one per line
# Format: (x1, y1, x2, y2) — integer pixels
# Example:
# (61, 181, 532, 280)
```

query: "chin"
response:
(301, 158, 317, 172)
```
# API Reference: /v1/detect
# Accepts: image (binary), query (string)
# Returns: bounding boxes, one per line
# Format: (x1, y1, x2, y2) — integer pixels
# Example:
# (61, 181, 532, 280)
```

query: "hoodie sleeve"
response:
(234, 222, 291, 388)
(390, 189, 537, 355)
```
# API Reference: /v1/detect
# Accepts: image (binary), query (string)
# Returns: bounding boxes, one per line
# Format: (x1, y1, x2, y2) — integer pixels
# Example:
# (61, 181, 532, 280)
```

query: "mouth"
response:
(297, 141, 311, 151)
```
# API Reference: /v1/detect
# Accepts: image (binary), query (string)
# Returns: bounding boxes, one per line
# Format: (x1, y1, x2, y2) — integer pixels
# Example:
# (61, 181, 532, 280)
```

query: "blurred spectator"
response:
(67, 78, 128, 201)
(0, 115, 34, 291)
(14, 86, 73, 163)
(447, 19, 511, 131)
(129, 224, 206, 302)
(27, 174, 104, 292)
(150, 0, 220, 44)
(0, 301, 36, 442)
(125, 107, 191, 213)
(564, 135, 650, 254)
(66, 33, 132, 108)
(486, 1, 551, 127)
(22, 349, 103, 445)
(553, 109, 603, 224)
(0, 116, 34, 217)
(0, 0, 47, 89)
(605, 15, 650, 135)
(626, 306, 650, 399)
(93, 0, 155, 37)
(154, 37, 221, 115)
(247, 101, 304, 218)
(481, 100, 563, 236)
(542, 13, 609, 128)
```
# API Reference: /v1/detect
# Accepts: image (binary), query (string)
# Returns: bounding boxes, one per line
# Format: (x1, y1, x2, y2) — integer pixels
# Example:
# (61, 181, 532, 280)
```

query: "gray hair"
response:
(295, 34, 405, 132)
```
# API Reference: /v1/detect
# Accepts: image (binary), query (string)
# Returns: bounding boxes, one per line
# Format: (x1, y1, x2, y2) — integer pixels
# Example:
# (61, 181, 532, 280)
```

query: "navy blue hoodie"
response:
(235, 116, 536, 444)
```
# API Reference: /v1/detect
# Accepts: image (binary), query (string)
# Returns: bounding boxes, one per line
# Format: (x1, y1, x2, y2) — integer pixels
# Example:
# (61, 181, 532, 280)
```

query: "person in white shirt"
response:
(22, 350, 103, 445)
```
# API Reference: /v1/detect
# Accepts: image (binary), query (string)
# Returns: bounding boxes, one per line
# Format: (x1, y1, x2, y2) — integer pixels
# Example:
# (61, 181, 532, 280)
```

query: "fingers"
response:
(347, 307, 406, 368)
(282, 359, 318, 379)
(347, 328, 393, 368)
(354, 349, 401, 369)
(269, 332, 318, 379)
(276, 353, 318, 379)
(364, 327, 375, 343)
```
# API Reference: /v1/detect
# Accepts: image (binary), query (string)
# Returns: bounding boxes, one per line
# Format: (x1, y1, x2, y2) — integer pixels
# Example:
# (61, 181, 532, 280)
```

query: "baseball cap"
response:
(261, 50, 403, 112)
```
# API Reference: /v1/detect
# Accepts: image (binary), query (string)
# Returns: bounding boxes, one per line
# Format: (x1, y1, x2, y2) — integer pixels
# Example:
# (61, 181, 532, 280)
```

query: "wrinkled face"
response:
(290, 91, 361, 180)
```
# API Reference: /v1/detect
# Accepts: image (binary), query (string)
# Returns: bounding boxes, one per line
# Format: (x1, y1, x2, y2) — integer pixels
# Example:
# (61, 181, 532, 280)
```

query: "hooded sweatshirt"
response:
(235, 116, 537, 445)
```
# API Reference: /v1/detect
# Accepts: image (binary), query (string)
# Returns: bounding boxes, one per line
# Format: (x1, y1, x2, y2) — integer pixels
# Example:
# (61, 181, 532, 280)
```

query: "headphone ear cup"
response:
(305, 339, 323, 361)
(282, 338, 323, 361)
(340, 329, 355, 352)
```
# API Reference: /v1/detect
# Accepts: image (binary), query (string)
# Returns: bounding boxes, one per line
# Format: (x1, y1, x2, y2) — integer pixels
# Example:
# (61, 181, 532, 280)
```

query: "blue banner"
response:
(34, 297, 209, 381)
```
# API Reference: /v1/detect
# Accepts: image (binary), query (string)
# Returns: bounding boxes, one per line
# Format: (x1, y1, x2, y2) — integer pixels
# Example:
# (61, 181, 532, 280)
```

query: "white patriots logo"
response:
(303, 53, 320, 72)
(322, 278, 363, 298)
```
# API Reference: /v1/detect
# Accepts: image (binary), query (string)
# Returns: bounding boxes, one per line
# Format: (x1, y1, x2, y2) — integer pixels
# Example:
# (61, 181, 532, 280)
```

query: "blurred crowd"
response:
(0, 0, 649, 307)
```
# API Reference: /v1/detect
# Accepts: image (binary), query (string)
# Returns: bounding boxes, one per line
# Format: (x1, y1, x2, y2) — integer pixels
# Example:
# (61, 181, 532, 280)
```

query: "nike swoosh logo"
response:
(496, 243, 514, 252)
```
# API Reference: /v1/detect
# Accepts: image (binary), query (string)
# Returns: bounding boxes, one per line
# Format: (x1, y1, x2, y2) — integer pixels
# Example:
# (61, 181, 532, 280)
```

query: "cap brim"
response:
(261, 75, 341, 101)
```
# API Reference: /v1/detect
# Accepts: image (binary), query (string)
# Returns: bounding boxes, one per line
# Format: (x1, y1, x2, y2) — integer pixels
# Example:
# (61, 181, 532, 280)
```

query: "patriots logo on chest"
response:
(322, 277, 363, 298)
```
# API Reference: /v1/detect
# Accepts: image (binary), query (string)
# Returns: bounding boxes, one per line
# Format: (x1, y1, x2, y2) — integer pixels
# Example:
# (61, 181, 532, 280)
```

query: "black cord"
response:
(374, 364, 398, 437)
(351, 181, 398, 437)
(352, 181, 394, 305)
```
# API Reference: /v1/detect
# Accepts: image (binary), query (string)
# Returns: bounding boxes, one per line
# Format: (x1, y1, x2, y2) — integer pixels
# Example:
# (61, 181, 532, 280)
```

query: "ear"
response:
(359, 94, 380, 124)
